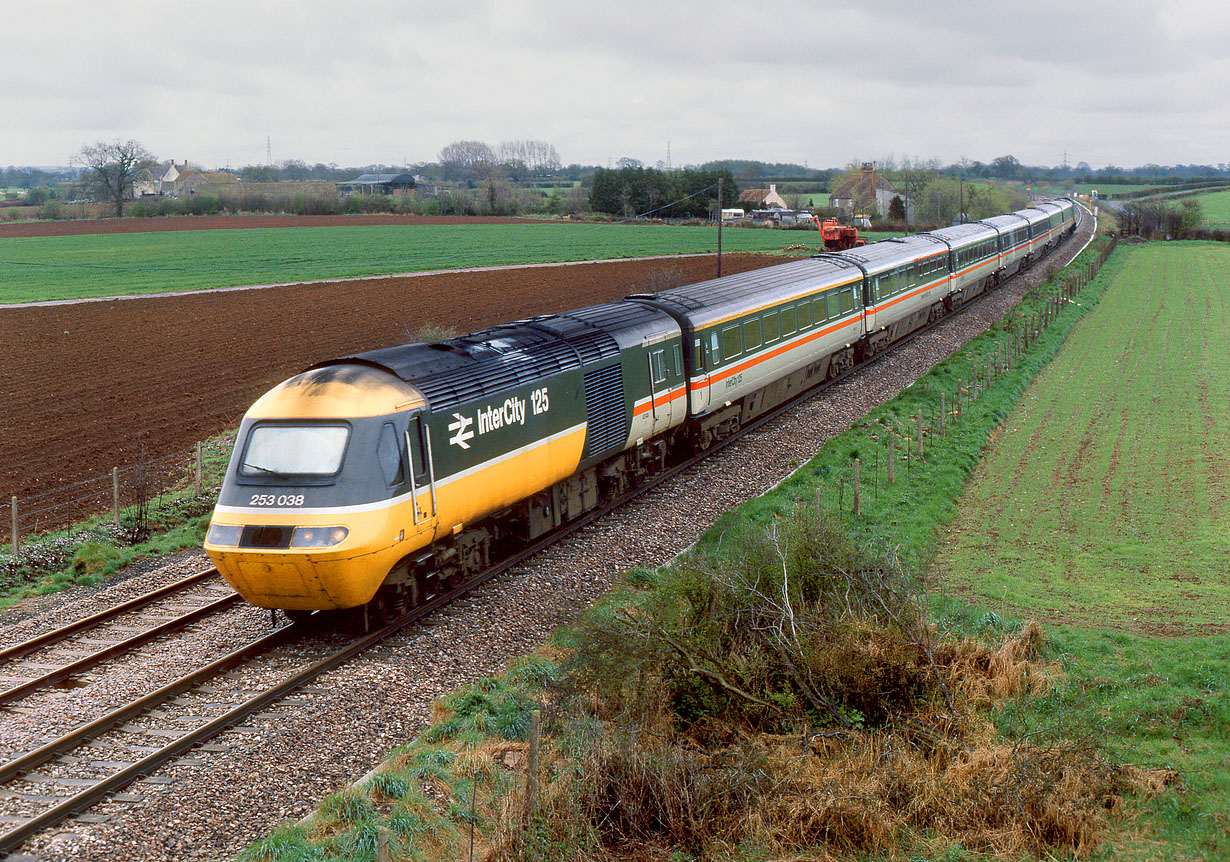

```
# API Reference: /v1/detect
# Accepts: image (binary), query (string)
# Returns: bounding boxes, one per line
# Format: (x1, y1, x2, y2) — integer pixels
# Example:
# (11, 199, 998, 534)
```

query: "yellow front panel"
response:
(429, 424, 588, 532)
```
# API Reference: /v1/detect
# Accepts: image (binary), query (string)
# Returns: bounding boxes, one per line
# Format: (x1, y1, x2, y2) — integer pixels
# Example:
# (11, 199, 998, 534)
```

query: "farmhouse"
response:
(176, 171, 240, 197)
(738, 183, 788, 209)
(831, 163, 900, 217)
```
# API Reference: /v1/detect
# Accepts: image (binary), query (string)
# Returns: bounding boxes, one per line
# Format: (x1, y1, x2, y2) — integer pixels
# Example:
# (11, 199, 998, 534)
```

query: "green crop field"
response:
(931, 242, 1230, 857)
(931, 242, 1230, 627)
(0, 222, 825, 305)
(1192, 188, 1230, 225)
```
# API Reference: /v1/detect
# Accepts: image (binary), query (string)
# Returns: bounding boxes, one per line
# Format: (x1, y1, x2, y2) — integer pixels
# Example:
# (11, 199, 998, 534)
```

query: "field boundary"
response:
(0, 252, 722, 310)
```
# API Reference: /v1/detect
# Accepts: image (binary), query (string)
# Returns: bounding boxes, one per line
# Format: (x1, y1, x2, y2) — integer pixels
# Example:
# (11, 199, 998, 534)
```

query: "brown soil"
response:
(0, 254, 780, 524)
(0, 213, 565, 239)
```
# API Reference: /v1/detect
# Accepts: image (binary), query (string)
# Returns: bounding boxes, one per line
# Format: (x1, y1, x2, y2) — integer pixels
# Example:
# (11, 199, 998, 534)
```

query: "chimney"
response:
(769, 183, 776, 193)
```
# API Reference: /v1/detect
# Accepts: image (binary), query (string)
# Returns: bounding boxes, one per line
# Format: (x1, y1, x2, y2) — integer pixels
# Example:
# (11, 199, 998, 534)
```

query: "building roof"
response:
(342, 173, 416, 185)
(831, 168, 899, 201)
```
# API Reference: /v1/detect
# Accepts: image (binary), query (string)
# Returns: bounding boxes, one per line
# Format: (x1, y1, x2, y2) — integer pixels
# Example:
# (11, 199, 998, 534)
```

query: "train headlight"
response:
(291, 526, 350, 548)
(206, 523, 243, 547)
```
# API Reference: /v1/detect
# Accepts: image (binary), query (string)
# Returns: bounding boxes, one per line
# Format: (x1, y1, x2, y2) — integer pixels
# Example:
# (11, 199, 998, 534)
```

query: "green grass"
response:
(929, 242, 1230, 859)
(0, 222, 820, 304)
(1191, 189, 1230, 225)
(931, 243, 1230, 631)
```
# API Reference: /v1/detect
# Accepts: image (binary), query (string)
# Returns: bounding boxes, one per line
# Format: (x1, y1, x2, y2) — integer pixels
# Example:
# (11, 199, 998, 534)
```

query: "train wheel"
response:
(374, 587, 408, 625)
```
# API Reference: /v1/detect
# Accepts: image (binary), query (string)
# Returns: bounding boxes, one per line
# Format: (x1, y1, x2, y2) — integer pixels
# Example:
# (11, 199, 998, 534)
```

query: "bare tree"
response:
(74, 139, 157, 217)
(438, 140, 496, 181)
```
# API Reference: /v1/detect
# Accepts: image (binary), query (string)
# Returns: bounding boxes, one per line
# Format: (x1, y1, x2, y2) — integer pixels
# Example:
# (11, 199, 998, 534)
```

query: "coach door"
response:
(645, 341, 677, 436)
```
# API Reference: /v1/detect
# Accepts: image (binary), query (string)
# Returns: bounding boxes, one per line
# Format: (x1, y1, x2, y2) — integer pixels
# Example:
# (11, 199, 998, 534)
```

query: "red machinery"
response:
(818, 218, 866, 251)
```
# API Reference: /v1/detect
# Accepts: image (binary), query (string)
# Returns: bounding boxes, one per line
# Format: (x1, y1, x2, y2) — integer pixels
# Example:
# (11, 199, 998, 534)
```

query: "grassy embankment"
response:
(238, 228, 1228, 860)
(0, 222, 895, 304)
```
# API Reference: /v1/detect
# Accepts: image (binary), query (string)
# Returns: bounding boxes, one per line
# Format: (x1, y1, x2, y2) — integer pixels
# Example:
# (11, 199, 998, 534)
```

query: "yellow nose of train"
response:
(204, 364, 431, 610)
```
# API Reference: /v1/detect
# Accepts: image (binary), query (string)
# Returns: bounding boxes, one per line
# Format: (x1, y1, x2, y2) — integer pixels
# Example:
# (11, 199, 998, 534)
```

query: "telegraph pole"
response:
(717, 177, 723, 278)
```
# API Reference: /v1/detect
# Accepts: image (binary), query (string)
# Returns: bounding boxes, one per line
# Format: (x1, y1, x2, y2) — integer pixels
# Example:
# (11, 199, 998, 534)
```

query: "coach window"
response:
(797, 300, 811, 329)
(650, 349, 667, 385)
(826, 291, 841, 320)
(673, 344, 683, 377)
(781, 304, 796, 335)
(763, 311, 780, 343)
(743, 319, 761, 351)
(721, 324, 741, 361)
(839, 287, 854, 315)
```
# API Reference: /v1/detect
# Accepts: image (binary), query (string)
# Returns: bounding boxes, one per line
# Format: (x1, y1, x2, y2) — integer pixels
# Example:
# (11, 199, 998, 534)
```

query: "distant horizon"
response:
(7, 156, 1229, 176)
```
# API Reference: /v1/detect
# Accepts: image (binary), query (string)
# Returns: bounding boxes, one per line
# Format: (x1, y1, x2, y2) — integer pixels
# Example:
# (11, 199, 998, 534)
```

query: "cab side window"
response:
(378, 422, 406, 486)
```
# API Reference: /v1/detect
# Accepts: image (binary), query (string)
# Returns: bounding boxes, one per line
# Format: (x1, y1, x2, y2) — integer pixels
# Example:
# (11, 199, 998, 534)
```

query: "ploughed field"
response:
(0, 253, 779, 521)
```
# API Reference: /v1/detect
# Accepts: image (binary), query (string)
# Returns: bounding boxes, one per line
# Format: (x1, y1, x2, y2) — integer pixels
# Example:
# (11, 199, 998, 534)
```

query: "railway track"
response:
(0, 213, 1089, 858)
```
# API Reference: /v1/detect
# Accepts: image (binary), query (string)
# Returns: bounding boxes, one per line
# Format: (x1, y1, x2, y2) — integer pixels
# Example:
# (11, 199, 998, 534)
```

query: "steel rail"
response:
(0, 593, 242, 706)
(0, 567, 222, 665)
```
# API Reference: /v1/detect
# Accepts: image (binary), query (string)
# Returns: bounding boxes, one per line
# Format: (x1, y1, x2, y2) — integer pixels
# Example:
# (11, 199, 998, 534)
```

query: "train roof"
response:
(827, 233, 948, 275)
(923, 222, 999, 246)
(979, 212, 1029, 232)
(632, 256, 859, 328)
(316, 300, 676, 411)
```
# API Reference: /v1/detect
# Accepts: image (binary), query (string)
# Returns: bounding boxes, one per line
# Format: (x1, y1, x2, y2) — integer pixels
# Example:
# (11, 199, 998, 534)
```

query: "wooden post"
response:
(956, 380, 963, 417)
(377, 827, 389, 862)
(887, 429, 895, 485)
(9, 497, 17, 557)
(195, 442, 203, 497)
(112, 467, 120, 525)
(526, 708, 541, 820)
(852, 458, 860, 515)
(939, 393, 946, 436)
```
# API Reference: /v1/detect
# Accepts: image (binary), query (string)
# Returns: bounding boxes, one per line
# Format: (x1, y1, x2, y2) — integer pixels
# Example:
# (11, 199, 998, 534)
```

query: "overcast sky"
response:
(6, 0, 1229, 171)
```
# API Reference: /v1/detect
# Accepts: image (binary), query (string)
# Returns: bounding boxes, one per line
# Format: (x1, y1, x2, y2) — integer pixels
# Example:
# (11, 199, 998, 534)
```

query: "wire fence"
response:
(823, 235, 1117, 515)
(5, 435, 235, 555)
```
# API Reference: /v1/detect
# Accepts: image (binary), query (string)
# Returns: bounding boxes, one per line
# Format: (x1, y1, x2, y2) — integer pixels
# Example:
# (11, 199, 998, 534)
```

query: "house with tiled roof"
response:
(737, 182, 788, 209)
(176, 170, 240, 197)
(831, 163, 900, 217)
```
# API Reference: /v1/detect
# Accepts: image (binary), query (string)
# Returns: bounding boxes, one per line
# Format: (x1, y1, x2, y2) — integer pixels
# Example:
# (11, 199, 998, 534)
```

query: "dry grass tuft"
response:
(484, 621, 1165, 862)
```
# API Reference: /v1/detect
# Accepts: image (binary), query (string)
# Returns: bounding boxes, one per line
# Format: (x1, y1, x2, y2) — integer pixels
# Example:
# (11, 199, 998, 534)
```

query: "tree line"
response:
(587, 166, 740, 219)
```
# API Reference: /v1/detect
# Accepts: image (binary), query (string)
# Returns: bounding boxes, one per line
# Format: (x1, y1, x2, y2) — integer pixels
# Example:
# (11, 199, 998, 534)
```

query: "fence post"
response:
(112, 467, 120, 525)
(956, 380, 963, 417)
(916, 409, 924, 458)
(9, 497, 17, 557)
(195, 442, 203, 497)
(853, 458, 861, 515)
(939, 392, 946, 436)
(526, 708, 541, 821)
(887, 431, 895, 485)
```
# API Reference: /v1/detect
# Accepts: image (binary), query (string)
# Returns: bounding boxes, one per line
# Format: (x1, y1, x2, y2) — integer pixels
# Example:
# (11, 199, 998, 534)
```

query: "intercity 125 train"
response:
(204, 198, 1078, 621)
